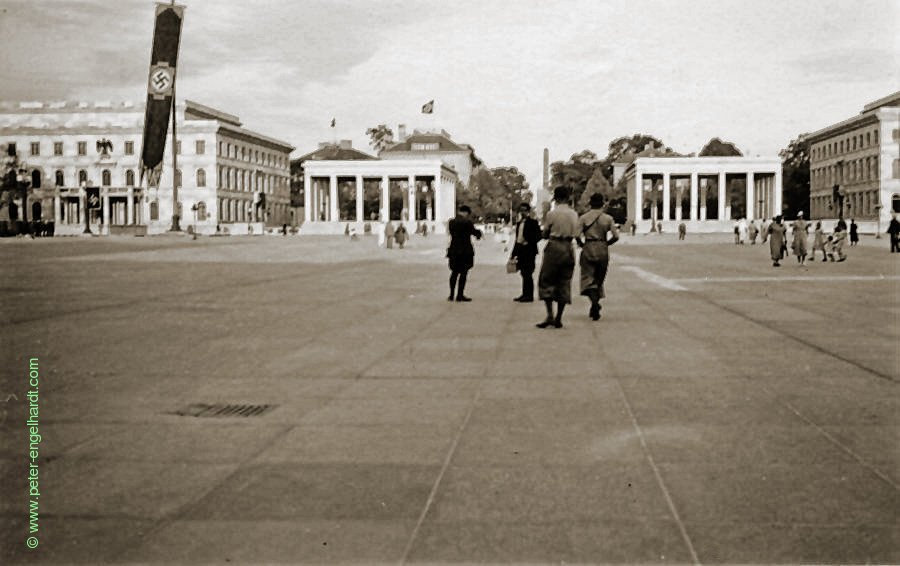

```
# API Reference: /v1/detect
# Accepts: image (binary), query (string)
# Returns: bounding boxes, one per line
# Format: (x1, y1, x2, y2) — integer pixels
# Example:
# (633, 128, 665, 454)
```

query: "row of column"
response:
(304, 175, 439, 224)
(636, 171, 782, 222)
(47, 188, 138, 225)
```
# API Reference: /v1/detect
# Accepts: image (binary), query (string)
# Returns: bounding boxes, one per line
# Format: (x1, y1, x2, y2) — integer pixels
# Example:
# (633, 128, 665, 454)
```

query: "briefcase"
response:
(506, 258, 518, 273)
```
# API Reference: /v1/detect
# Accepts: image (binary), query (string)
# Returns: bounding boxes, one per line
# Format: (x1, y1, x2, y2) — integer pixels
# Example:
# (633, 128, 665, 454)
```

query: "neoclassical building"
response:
(807, 91, 900, 228)
(0, 99, 293, 235)
(380, 126, 481, 186)
(617, 155, 783, 233)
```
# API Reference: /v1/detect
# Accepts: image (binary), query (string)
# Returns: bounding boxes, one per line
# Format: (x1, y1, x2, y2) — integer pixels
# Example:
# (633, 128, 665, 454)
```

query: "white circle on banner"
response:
(150, 68, 173, 94)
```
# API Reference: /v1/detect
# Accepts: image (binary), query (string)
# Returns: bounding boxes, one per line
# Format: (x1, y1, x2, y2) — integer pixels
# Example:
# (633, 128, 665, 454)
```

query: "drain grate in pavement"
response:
(168, 403, 276, 418)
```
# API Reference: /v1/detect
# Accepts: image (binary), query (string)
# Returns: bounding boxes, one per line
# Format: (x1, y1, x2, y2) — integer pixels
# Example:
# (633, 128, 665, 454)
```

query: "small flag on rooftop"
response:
(422, 100, 434, 114)
(330, 118, 336, 128)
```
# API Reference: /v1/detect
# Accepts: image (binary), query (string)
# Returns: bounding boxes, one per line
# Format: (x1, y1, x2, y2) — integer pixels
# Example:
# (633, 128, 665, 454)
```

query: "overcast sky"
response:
(1, 0, 898, 188)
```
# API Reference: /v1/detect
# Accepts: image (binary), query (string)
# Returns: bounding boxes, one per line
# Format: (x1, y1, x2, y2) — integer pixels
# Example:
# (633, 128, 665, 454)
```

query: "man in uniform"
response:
(447, 205, 482, 301)
(536, 186, 579, 328)
(510, 203, 542, 302)
(577, 193, 619, 321)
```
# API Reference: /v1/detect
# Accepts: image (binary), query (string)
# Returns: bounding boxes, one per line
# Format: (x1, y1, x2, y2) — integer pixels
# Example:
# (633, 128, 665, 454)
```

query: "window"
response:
(54, 142, 63, 156)
(197, 168, 206, 187)
(839, 141, 843, 153)
(77, 141, 87, 156)
(894, 129, 900, 142)
(196, 140, 205, 155)
(874, 129, 879, 143)
(102, 169, 111, 186)
(55, 170, 64, 186)
(150, 201, 159, 220)
(241, 147, 246, 160)
(125, 141, 134, 155)
(175, 141, 181, 155)
(852, 136, 856, 151)
(30, 142, 40, 156)
(126, 169, 135, 186)
(255, 150, 259, 163)
(893, 159, 900, 180)
(31, 170, 41, 188)
(227, 143, 232, 158)
(197, 201, 207, 221)
(175, 169, 182, 188)
(6, 142, 16, 156)
(78, 169, 88, 185)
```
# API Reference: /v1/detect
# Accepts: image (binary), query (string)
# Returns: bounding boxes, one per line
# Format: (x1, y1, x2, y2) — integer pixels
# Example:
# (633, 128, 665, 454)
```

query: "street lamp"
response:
(16, 167, 32, 238)
(80, 180, 92, 235)
(191, 203, 198, 240)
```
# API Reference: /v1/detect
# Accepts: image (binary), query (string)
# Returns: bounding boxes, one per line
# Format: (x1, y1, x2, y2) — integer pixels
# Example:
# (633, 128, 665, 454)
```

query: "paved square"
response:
(1, 233, 897, 564)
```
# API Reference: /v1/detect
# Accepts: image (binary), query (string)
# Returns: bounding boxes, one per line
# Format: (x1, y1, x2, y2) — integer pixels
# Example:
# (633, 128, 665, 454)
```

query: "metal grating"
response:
(168, 403, 276, 418)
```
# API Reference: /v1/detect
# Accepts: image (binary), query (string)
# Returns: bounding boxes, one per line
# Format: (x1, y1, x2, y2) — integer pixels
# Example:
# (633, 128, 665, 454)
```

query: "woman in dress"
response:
(768, 215, 786, 267)
(811, 221, 826, 261)
(791, 212, 809, 265)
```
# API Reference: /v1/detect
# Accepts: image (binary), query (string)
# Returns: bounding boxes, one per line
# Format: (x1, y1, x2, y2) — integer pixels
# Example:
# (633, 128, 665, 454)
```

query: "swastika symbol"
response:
(150, 69, 172, 93)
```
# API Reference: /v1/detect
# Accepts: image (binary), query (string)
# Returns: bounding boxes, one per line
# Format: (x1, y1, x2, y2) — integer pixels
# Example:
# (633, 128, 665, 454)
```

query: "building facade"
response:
(618, 156, 783, 233)
(0, 99, 293, 236)
(807, 91, 900, 229)
(379, 126, 481, 186)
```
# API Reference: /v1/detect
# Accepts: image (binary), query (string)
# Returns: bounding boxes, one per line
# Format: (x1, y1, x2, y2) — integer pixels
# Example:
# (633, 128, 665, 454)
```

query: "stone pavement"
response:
(0, 232, 897, 564)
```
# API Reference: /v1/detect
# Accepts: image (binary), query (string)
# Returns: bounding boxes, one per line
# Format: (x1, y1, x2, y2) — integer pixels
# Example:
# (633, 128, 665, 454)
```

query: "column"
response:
(303, 172, 311, 222)
(718, 171, 727, 220)
(355, 174, 364, 222)
(407, 174, 416, 223)
(329, 174, 338, 222)
(633, 169, 643, 223)
(381, 175, 390, 221)
(53, 194, 61, 226)
(434, 173, 443, 225)
(746, 172, 755, 220)
(690, 172, 698, 221)
(426, 179, 434, 221)
(773, 168, 783, 216)
(662, 173, 671, 221)
(127, 187, 134, 224)
(102, 191, 110, 230)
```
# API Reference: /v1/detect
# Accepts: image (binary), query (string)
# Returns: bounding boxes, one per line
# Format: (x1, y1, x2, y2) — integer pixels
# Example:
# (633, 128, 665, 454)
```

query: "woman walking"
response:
(536, 186, 579, 328)
(577, 193, 619, 321)
(849, 219, 859, 246)
(791, 212, 809, 265)
(811, 221, 826, 261)
(768, 215, 786, 267)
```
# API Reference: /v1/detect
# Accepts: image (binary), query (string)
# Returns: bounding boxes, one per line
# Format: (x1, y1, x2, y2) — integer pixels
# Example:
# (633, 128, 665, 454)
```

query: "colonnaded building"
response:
(294, 128, 481, 235)
(614, 145, 783, 233)
(807, 91, 900, 231)
(0, 100, 293, 236)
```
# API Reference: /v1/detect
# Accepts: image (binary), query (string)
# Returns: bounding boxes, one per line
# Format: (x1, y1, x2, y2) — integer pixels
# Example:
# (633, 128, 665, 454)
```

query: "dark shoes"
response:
(513, 296, 534, 303)
(447, 295, 454, 301)
(589, 304, 601, 321)
(536, 319, 563, 329)
(456, 296, 472, 302)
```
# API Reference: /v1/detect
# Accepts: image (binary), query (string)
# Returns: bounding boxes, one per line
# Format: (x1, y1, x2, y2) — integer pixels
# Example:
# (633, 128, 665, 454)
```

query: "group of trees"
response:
(464, 166, 532, 223)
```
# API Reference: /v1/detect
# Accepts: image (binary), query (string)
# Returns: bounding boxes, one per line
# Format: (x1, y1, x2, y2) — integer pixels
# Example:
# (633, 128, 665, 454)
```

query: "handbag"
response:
(506, 257, 518, 273)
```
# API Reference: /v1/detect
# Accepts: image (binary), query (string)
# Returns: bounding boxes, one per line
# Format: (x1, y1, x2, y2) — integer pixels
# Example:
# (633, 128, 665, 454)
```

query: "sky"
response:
(1, 0, 898, 190)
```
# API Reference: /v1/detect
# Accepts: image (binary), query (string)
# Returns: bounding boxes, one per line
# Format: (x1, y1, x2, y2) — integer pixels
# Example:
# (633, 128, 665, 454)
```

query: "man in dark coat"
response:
(447, 205, 482, 301)
(889, 213, 900, 253)
(510, 203, 542, 302)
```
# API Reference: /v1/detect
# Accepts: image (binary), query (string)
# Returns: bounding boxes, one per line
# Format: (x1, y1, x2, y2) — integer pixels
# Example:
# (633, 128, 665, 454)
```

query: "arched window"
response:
(893, 159, 900, 180)
(197, 201, 207, 221)
(101, 169, 111, 186)
(31, 169, 41, 189)
(150, 200, 159, 220)
(197, 168, 206, 187)
(55, 170, 64, 187)
(175, 169, 182, 188)
(78, 169, 88, 185)
(125, 170, 134, 186)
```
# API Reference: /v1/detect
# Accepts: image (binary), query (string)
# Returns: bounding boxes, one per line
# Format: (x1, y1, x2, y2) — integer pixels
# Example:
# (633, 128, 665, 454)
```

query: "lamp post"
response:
(16, 168, 32, 238)
(191, 202, 198, 240)
(875, 204, 882, 239)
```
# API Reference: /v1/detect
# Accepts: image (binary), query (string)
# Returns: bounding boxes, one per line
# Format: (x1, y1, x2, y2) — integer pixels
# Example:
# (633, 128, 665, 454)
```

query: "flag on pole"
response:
(139, 3, 184, 188)
(331, 118, 336, 128)
(421, 100, 434, 114)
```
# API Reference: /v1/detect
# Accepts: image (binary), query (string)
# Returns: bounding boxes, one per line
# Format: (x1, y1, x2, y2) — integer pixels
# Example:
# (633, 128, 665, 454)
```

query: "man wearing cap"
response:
(446, 204, 483, 301)
(536, 186, 579, 328)
(510, 203, 542, 302)
(577, 193, 619, 321)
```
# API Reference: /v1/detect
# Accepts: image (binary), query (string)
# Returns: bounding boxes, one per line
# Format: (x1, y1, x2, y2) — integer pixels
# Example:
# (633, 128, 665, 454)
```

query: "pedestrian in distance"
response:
(791, 211, 809, 265)
(832, 223, 848, 262)
(824, 235, 836, 261)
(536, 186, 579, 328)
(738, 218, 748, 244)
(749, 220, 758, 244)
(734, 223, 740, 244)
(384, 221, 395, 249)
(678, 222, 686, 240)
(446, 205, 482, 302)
(395, 222, 408, 249)
(812, 221, 826, 261)
(577, 193, 619, 321)
(510, 202, 542, 303)
(888, 213, 900, 253)
(849, 219, 859, 246)
(768, 215, 786, 267)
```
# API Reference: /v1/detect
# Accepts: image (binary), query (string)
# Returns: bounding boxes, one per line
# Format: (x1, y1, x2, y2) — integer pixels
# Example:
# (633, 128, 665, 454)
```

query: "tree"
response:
(597, 134, 670, 181)
(366, 124, 394, 153)
(549, 150, 598, 207)
(491, 166, 531, 217)
(699, 137, 743, 157)
(779, 134, 810, 218)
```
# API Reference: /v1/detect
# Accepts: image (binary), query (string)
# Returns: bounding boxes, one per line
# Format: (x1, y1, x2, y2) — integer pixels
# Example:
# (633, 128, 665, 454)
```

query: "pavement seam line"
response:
(615, 379, 702, 566)
(759, 385, 899, 491)
(398, 386, 482, 565)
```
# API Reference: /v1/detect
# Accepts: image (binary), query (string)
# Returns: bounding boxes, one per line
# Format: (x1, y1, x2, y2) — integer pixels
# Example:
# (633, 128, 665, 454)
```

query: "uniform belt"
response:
(549, 236, 573, 242)
(584, 238, 605, 242)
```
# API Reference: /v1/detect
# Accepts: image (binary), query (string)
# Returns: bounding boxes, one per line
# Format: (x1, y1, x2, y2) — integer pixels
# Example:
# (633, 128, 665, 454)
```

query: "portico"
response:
(301, 159, 458, 234)
(623, 156, 782, 233)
